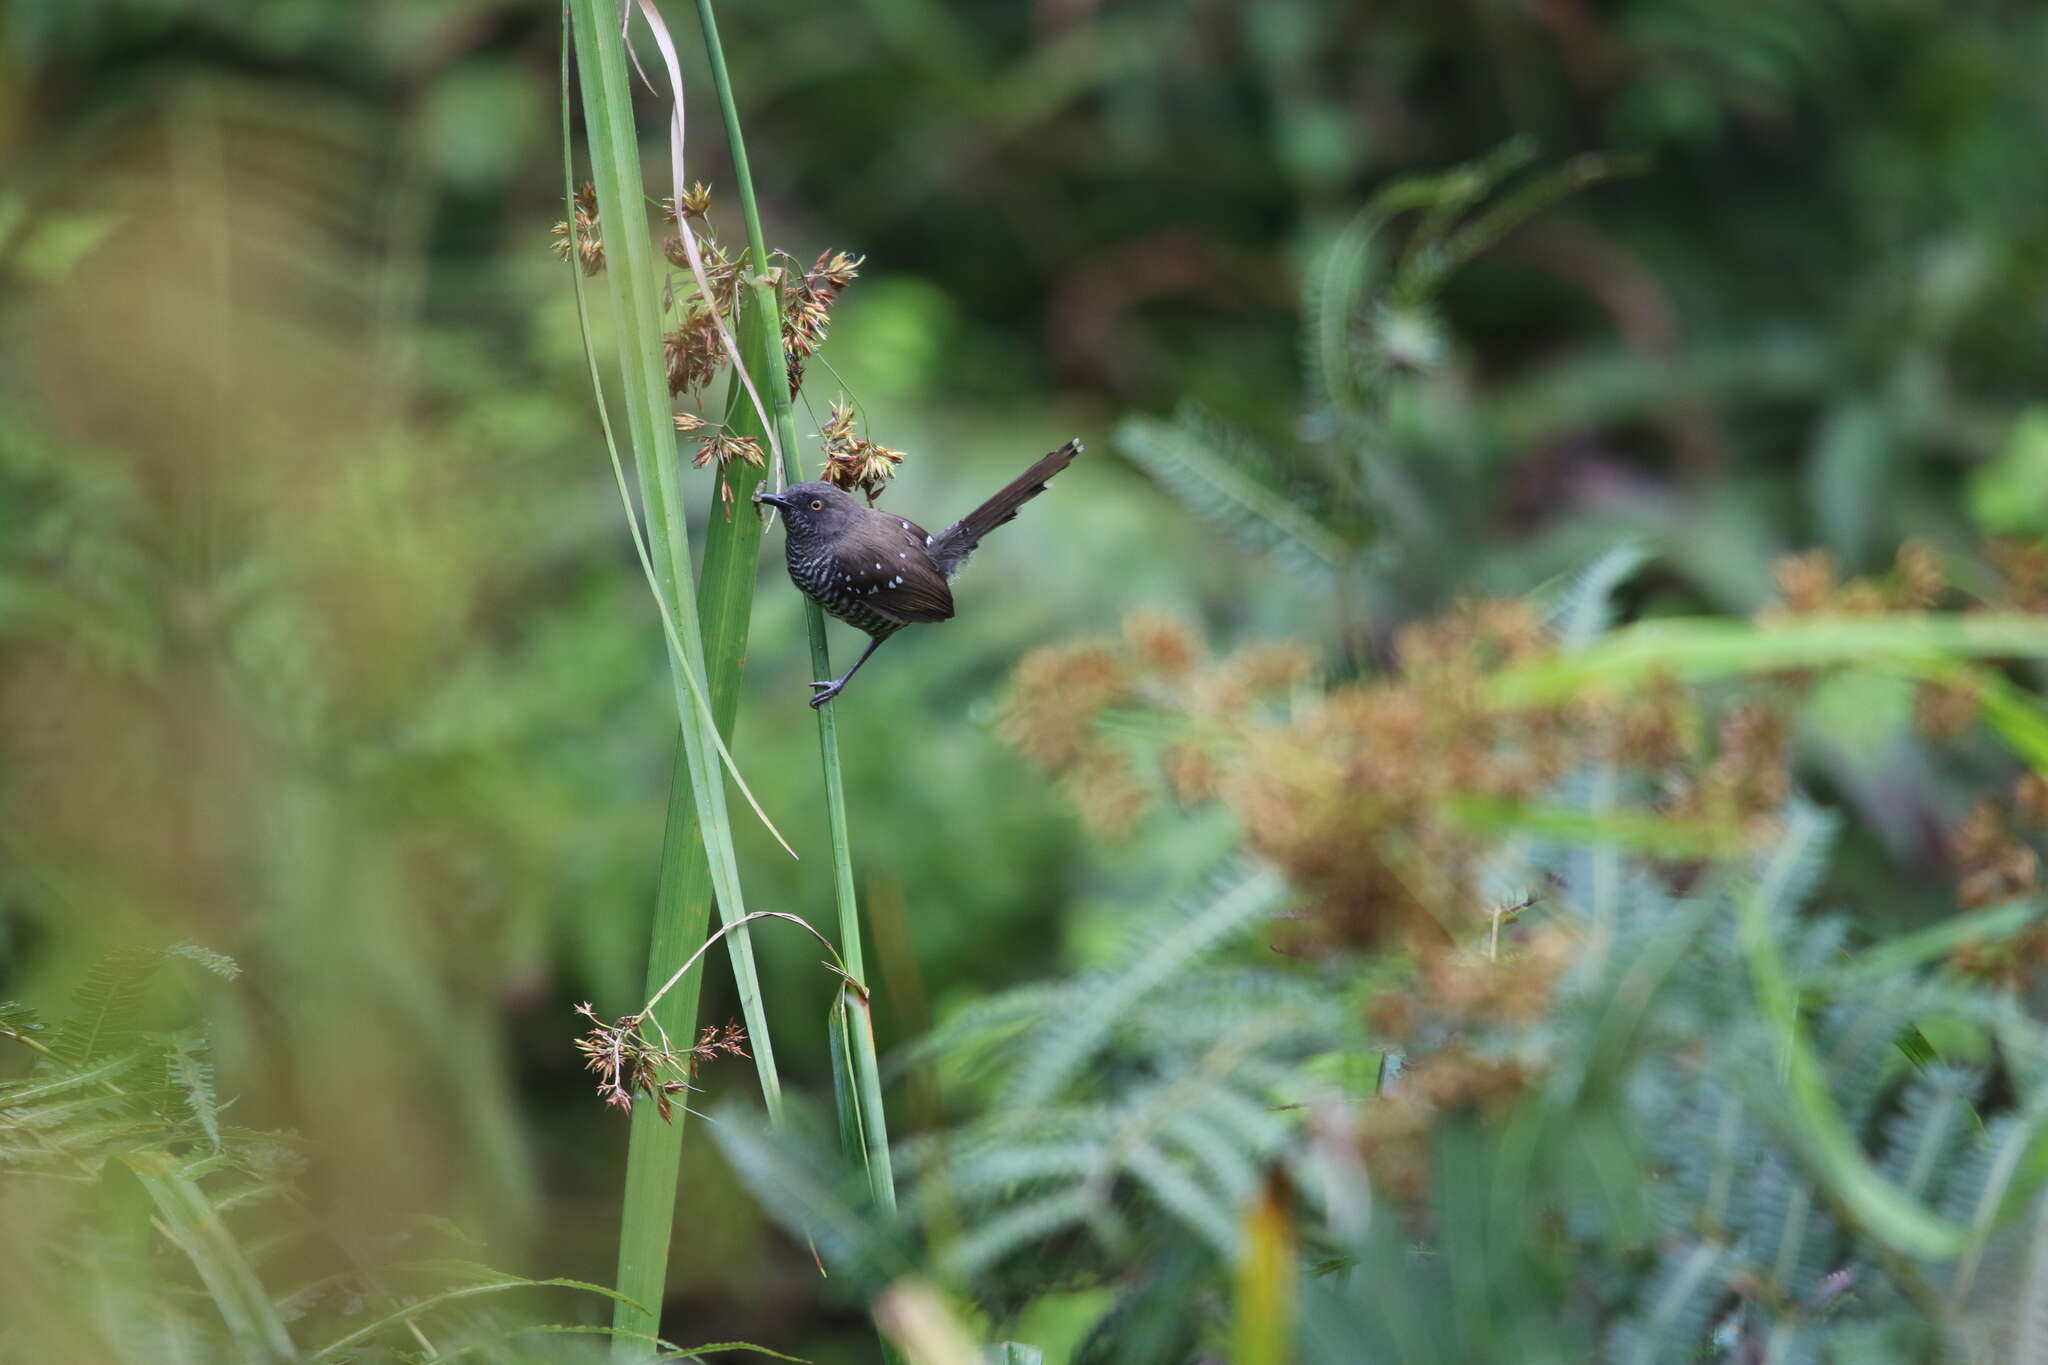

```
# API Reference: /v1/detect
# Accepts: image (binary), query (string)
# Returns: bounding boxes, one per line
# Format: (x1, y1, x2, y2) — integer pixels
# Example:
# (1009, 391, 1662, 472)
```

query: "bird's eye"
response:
(809, 500, 823, 511)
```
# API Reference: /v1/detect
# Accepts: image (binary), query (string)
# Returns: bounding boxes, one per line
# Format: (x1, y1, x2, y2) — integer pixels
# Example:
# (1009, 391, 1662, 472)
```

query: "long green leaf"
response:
(564, 2, 785, 1109)
(561, 4, 789, 1352)
(687, 0, 898, 1220)
(1735, 810, 1969, 1260)
(1490, 613, 2048, 706)
(123, 1150, 297, 1364)
(1829, 899, 2047, 985)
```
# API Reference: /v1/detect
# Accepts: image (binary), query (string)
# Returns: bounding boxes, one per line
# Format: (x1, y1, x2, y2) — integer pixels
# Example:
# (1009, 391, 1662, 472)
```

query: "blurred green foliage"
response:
(1, 0, 2045, 1360)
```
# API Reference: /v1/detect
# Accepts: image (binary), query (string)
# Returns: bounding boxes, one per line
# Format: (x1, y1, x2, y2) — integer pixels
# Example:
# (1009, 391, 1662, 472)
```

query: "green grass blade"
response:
(828, 991, 868, 1180)
(1735, 811, 1969, 1260)
(829, 986, 897, 1213)
(689, 0, 898, 1215)
(567, 0, 784, 1107)
(610, 749, 718, 1357)
(122, 1150, 297, 1363)
(562, 3, 791, 1352)
(1489, 613, 2048, 706)
(1829, 898, 2046, 985)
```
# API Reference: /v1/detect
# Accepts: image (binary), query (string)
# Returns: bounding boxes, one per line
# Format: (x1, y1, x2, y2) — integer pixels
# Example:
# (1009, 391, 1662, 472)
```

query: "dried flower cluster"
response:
(1950, 796, 2039, 910)
(1946, 774, 2048, 986)
(665, 181, 714, 220)
(1344, 911, 1577, 1197)
(1764, 541, 1946, 620)
(690, 429, 765, 475)
(1353, 1047, 1534, 1200)
(1988, 538, 2048, 613)
(552, 178, 881, 507)
(653, 193, 750, 421)
(782, 251, 861, 399)
(817, 397, 907, 505)
(664, 304, 732, 397)
(1002, 602, 1787, 947)
(551, 182, 604, 275)
(1764, 537, 2048, 746)
(1002, 548, 2048, 1203)
(573, 1002, 748, 1123)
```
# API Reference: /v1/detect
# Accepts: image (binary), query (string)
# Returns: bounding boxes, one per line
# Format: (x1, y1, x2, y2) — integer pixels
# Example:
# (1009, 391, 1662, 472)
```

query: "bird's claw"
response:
(808, 680, 843, 708)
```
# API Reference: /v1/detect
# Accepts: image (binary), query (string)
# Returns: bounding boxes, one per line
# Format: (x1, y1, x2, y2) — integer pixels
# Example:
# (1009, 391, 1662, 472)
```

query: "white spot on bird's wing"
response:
(925, 534, 933, 546)
(899, 551, 907, 558)
(901, 521, 909, 530)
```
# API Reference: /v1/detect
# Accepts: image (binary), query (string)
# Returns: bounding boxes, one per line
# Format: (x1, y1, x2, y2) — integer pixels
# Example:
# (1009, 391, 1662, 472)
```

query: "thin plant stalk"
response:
(561, 1, 790, 1349)
(690, 0, 898, 1213)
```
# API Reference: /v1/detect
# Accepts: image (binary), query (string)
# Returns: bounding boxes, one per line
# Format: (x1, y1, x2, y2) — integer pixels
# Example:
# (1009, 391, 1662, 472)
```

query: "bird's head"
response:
(755, 481, 865, 542)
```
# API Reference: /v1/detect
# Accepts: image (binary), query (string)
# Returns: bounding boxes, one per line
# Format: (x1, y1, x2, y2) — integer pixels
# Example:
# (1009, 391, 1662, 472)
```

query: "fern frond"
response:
(940, 1186, 1100, 1281)
(1115, 411, 1351, 575)
(0, 998, 45, 1046)
(163, 1031, 223, 1153)
(1985, 1190, 2048, 1365)
(52, 948, 165, 1068)
(914, 1142, 1102, 1199)
(1160, 1107, 1259, 1205)
(889, 980, 1081, 1083)
(165, 943, 241, 981)
(1751, 802, 1838, 937)
(1878, 1065, 1982, 1204)
(1300, 208, 1384, 419)
(706, 1103, 910, 1294)
(1743, 1149, 1842, 1300)
(1118, 1139, 1236, 1256)
(1608, 1241, 1732, 1365)
(1004, 864, 1285, 1109)
(1945, 1112, 2048, 1307)
(1539, 541, 1651, 652)
(0, 1048, 146, 1107)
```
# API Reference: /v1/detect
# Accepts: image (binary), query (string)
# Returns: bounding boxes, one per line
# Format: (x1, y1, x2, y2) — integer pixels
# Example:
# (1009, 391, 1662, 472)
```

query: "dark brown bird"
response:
(755, 438, 1083, 706)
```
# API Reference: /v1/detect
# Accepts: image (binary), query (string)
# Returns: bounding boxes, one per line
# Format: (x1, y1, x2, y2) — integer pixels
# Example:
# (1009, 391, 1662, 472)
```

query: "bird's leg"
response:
(809, 634, 889, 708)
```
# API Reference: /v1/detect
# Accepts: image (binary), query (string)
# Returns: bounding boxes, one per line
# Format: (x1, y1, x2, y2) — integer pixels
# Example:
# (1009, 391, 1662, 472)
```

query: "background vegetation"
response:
(3, 1, 2046, 1361)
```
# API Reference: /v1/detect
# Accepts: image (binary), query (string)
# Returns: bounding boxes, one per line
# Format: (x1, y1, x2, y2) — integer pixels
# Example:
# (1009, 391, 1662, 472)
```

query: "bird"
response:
(755, 438, 1083, 707)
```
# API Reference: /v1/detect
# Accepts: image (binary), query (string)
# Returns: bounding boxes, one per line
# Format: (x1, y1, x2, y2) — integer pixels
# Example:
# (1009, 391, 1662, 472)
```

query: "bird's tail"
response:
(929, 438, 1083, 576)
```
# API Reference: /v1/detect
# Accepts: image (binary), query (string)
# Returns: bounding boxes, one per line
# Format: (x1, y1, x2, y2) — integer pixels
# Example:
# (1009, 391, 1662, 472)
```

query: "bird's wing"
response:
(833, 515, 954, 624)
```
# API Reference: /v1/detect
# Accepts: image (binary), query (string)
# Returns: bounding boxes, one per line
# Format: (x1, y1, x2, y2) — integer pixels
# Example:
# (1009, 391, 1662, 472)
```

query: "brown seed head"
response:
(1122, 609, 1200, 677)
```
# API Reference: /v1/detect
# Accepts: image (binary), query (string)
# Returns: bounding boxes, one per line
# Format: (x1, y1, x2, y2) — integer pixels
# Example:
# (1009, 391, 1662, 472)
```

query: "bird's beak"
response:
(754, 490, 789, 510)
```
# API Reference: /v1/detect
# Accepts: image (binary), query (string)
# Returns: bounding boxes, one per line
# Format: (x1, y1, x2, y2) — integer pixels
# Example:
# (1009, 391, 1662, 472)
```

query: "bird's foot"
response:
(808, 679, 845, 709)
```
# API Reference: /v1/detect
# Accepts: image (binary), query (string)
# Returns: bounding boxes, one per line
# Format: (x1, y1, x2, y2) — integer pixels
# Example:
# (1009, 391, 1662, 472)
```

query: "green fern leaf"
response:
(1004, 864, 1285, 1110)
(1120, 1138, 1235, 1255)
(1878, 1064, 1982, 1204)
(164, 1031, 223, 1153)
(941, 1186, 1099, 1281)
(1608, 1241, 1732, 1365)
(0, 1048, 145, 1107)
(165, 943, 241, 981)
(1115, 410, 1351, 574)
(1539, 541, 1651, 652)
(52, 948, 165, 1068)
(0, 998, 44, 1046)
